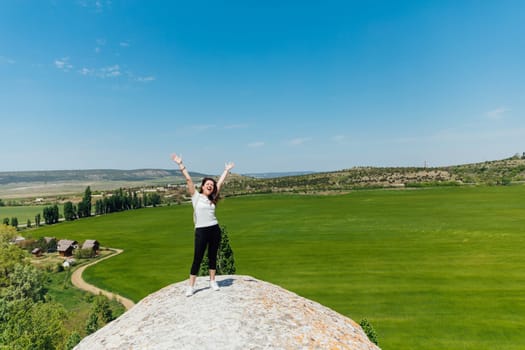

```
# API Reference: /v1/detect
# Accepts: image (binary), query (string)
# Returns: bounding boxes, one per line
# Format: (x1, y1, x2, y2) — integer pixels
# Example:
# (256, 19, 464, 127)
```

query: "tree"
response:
(43, 207, 51, 225)
(43, 205, 59, 225)
(0, 227, 67, 349)
(65, 331, 82, 350)
(81, 186, 92, 217)
(0, 198, 4, 206)
(0, 224, 17, 243)
(149, 193, 162, 207)
(2, 218, 9, 225)
(217, 226, 236, 275)
(95, 200, 103, 215)
(63, 201, 76, 221)
(26, 219, 31, 228)
(53, 204, 59, 223)
(198, 226, 236, 276)
(0, 225, 26, 287)
(77, 201, 86, 218)
(85, 295, 114, 334)
(0, 299, 67, 349)
(3, 264, 46, 303)
(10, 217, 18, 229)
(34, 213, 41, 227)
(85, 312, 99, 335)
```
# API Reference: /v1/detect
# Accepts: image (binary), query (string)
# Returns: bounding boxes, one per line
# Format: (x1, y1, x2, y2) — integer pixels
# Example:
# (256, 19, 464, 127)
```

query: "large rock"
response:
(75, 275, 380, 349)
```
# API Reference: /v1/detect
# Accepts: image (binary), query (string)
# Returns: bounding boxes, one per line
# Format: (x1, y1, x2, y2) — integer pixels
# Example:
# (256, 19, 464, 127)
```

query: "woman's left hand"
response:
(225, 162, 235, 171)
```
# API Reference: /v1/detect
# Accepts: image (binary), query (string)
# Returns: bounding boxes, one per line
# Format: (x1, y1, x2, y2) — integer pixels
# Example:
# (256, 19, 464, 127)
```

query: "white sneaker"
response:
(185, 286, 194, 297)
(210, 280, 220, 291)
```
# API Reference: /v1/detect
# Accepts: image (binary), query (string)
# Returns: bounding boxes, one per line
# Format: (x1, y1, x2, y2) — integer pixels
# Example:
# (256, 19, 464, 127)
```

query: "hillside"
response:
(1, 156, 525, 199)
(0, 169, 202, 185)
(0, 169, 206, 199)
(223, 156, 525, 195)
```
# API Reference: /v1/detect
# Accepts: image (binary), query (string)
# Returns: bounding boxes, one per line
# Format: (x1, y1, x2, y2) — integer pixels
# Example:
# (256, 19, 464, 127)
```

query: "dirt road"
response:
(71, 249, 135, 310)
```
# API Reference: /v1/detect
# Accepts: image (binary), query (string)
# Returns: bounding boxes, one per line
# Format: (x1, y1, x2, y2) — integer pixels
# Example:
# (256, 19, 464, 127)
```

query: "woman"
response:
(171, 153, 235, 297)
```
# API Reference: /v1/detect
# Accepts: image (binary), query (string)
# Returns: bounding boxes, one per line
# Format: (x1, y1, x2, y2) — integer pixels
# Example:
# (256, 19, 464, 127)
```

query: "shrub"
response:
(198, 226, 236, 276)
(359, 318, 378, 345)
(65, 331, 82, 350)
(74, 248, 95, 259)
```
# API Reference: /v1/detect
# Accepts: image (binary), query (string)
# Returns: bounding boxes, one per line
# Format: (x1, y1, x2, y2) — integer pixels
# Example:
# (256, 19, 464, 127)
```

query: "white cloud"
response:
(78, 0, 111, 12)
(120, 41, 130, 47)
(486, 107, 510, 120)
(100, 64, 121, 77)
(79, 67, 94, 75)
(248, 141, 265, 148)
(289, 137, 311, 146)
(76, 65, 155, 83)
(95, 38, 106, 53)
(54, 57, 73, 71)
(135, 76, 155, 82)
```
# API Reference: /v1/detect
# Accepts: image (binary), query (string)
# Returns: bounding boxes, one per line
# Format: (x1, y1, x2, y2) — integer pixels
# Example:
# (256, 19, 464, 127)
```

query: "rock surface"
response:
(75, 275, 380, 349)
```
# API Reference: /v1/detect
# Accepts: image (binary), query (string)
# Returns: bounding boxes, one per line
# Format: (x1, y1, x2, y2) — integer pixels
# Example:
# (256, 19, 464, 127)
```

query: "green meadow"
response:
(34, 186, 525, 349)
(0, 205, 51, 225)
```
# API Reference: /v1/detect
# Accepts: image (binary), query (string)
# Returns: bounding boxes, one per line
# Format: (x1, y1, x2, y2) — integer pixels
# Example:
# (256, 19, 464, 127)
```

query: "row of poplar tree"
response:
(56, 186, 162, 222)
(5, 186, 164, 229)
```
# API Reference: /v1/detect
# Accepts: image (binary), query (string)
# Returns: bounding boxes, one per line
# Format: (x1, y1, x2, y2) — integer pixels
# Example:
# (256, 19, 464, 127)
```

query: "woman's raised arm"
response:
(217, 161, 235, 193)
(171, 153, 195, 196)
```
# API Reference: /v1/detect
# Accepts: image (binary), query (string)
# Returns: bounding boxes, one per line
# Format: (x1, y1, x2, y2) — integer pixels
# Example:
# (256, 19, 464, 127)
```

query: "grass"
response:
(0, 205, 50, 226)
(33, 185, 525, 349)
(45, 270, 126, 337)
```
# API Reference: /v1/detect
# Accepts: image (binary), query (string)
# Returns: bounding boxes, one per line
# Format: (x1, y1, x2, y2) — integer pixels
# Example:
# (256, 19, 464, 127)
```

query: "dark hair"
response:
(199, 177, 220, 205)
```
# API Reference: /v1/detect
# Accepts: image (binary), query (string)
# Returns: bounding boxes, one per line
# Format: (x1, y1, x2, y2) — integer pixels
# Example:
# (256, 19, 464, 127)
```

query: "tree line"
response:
(65, 186, 161, 220)
(94, 188, 161, 215)
(4, 186, 164, 230)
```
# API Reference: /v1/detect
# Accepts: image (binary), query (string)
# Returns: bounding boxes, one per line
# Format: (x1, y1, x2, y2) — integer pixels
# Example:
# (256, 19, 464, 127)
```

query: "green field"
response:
(33, 186, 525, 349)
(0, 205, 51, 226)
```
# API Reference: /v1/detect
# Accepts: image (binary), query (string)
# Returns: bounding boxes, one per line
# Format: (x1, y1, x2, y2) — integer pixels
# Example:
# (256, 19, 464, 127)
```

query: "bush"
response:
(74, 248, 95, 259)
(198, 226, 236, 276)
(65, 331, 82, 350)
(85, 295, 115, 335)
(359, 318, 378, 345)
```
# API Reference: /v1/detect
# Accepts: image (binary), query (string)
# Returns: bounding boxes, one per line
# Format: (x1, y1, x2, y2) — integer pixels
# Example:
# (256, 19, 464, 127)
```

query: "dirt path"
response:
(71, 248, 135, 310)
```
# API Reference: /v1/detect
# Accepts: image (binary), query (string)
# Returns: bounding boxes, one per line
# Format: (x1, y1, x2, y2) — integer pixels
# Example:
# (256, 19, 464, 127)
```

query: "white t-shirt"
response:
(191, 192, 218, 228)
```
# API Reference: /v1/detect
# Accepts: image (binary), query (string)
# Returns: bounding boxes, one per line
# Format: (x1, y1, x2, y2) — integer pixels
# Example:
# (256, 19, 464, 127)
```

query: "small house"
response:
(31, 247, 42, 257)
(11, 236, 25, 245)
(81, 240, 100, 255)
(57, 239, 77, 257)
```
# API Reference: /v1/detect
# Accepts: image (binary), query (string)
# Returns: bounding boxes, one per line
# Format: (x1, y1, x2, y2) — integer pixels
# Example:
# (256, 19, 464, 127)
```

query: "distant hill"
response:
(0, 169, 206, 185)
(1, 156, 524, 199)
(242, 171, 315, 179)
(0, 169, 207, 199)
(223, 156, 525, 196)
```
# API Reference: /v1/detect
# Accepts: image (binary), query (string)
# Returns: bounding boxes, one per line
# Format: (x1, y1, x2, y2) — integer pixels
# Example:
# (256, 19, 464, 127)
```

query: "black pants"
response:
(190, 224, 221, 275)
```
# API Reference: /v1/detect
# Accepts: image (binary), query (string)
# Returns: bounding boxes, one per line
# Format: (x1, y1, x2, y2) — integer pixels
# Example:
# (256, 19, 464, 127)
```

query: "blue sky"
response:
(1, 1, 524, 174)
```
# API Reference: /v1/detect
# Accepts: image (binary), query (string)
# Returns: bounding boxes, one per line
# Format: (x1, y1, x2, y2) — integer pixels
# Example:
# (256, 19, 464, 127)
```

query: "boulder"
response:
(75, 275, 380, 349)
